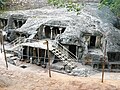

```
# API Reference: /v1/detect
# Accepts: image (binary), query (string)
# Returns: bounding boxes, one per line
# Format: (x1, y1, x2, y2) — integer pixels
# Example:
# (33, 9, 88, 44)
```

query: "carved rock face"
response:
(1, 3, 120, 62)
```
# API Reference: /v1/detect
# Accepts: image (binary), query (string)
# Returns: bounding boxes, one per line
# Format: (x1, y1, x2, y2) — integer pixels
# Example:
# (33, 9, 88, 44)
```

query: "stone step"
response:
(61, 58, 68, 61)
(51, 48, 74, 63)
(55, 52, 61, 56)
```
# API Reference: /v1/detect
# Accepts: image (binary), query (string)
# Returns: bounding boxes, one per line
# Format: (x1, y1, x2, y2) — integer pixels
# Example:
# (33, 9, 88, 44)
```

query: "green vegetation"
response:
(47, 0, 84, 15)
(100, 0, 120, 17)
(0, 0, 8, 11)
(0, 0, 5, 7)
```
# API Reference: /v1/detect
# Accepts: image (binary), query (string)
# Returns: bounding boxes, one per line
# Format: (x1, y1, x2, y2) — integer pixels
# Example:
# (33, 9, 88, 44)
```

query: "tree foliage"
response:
(100, 0, 120, 17)
(47, 0, 84, 15)
(0, 0, 8, 11)
(0, 0, 5, 7)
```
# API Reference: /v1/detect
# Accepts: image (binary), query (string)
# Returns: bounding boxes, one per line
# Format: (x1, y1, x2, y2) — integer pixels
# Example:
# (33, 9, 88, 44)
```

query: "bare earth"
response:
(0, 52, 120, 90)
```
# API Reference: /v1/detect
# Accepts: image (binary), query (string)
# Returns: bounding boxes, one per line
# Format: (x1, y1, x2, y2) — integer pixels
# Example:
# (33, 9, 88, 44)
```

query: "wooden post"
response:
(0, 30, 2, 53)
(44, 40, 51, 77)
(2, 32, 8, 69)
(102, 40, 107, 83)
(0, 37, 2, 53)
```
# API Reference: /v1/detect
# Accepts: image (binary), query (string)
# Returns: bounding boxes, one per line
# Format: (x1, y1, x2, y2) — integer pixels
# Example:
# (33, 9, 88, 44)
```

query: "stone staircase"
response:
(5, 38, 78, 72)
(5, 37, 25, 52)
(51, 41, 78, 72)
(52, 48, 68, 63)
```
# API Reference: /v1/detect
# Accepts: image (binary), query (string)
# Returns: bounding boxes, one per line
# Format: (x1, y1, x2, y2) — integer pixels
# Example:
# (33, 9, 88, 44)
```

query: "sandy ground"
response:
(0, 52, 120, 90)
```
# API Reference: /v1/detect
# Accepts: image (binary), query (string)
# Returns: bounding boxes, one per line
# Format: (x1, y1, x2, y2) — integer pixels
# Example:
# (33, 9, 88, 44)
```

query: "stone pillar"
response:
(29, 47, 33, 63)
(16, 20, 19, 28)
(59, 27, 62, 35)
(33, 47, 36, 57)
(87, 36, 90, 47)
(44, 50, 47, 64)
(21, 46, 24, 60)
(37, 48, 40, 63)
(30, 47, 36, 64)
(13, 20, 17, 29)
(43, 25, 46, 38)
(95, 36, 101, 48)
(108, 64, 112, 71)
(38, 25, 44, 39)
(0, 20, 2, 28)
(84, 41, 88, 55)
(2, 20, 5, 27)
(50, 27, 53, 40)
(27, 46, 29, 60)
(18, 20, 20, 28)
(76, 46, 78, 61)
(22, 20, 24, 25)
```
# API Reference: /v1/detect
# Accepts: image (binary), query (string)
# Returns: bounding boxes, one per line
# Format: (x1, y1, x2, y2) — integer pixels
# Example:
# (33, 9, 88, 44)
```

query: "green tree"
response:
(0, 0, 5, 7)
(47, 0, 83, 15)
(0, 0, 7, 11)
(100, 0, 120, 17)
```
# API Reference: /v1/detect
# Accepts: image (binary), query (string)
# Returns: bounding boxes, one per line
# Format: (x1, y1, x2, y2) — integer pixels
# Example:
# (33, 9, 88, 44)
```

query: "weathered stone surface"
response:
(5, 0, 49, 10)
(71, 67, 93, 77)
(2, 4, 119, 53)
(51, 64, 64, 70)
(1, 2, 120, 73)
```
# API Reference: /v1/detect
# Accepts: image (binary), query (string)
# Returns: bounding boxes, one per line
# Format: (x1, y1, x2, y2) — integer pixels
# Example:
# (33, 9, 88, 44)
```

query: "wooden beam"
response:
(43, 40, 51, 77)
(102, 40, 107, 83)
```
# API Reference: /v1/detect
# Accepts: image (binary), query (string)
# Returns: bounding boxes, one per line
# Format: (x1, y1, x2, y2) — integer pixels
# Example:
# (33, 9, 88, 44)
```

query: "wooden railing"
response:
(53, 41, 78, 62)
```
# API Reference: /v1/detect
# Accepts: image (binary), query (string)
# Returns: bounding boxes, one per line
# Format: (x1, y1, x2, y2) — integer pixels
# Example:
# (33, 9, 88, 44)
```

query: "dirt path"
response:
(0, 52, 120, 90)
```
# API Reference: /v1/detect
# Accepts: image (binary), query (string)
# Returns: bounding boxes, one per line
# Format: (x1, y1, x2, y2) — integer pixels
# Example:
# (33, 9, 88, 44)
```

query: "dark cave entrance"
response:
(89, 36, 96, 48)
(107, 52, 120, 62)
(69, 45, 76, 58)
(45, 26, 51, 38)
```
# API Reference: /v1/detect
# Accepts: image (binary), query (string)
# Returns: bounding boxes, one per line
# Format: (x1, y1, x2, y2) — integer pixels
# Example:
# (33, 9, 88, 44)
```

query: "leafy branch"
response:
(0, 0, 10, 11)
(47, 0, 84, 15)
(100, 0, 120, 17)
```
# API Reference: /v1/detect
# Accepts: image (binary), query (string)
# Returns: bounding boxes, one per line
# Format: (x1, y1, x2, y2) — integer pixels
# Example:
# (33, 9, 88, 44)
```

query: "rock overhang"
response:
(0, 3, 120, 53)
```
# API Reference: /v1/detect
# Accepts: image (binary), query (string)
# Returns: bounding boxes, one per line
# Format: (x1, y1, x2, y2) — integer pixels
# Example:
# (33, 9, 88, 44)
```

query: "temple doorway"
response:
(69, 45, 76, 58)
(89, 36, 96, 48)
